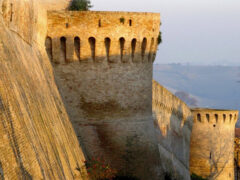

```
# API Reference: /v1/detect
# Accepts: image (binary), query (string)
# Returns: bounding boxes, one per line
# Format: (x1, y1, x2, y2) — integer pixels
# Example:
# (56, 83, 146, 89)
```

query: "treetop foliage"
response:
(69, 0, 92, 11)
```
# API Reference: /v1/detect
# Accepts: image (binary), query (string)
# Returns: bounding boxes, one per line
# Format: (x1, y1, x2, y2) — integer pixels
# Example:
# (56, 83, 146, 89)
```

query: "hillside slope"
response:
(154, 64, 240, 109)
(154, 64, 240, 125)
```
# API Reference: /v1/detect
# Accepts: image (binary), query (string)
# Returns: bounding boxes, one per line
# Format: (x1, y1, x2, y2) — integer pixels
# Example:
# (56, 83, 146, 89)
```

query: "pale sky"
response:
(91, 0, 240, 65)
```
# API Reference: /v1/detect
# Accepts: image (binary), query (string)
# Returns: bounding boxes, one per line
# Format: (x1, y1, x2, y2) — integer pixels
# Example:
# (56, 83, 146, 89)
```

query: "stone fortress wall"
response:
(152, 80, 193, 180)
(0, 0, 88, 179)
(0, 0, 238, 179)
(46, 11, 162, 180)
(46, 11, 159, 64)
(1, 0, 35, 44)
(190, 109, 238, 180)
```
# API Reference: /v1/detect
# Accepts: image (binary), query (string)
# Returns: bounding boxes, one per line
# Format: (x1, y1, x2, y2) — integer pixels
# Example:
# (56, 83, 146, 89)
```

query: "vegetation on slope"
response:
(77, 156, 140, 180)
(191, 173, 207, 180)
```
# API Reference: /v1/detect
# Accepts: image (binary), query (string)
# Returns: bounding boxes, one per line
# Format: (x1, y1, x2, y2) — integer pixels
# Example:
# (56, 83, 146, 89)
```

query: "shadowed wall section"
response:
(47, 11, 161, 180)
(190, 109, 238, 180)
(152, 80, 193, 180)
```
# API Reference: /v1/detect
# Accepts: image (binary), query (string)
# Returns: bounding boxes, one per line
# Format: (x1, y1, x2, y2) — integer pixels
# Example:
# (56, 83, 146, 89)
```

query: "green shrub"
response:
(158, 31, 162, 45)
(69, 0, 92, 11)
(120, 17, 125, 24)
(77, 157, 117, 180)
(191, 173, 207, 180)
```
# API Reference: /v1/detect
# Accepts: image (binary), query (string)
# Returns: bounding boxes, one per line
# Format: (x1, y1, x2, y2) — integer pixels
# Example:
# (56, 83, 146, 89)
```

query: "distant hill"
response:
(153, 64, 240, 126)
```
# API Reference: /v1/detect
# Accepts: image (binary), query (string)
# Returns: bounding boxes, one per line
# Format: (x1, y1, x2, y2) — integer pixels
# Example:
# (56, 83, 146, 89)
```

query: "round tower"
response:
(190, 108, 239, 180)
(46, 11, 161, 179)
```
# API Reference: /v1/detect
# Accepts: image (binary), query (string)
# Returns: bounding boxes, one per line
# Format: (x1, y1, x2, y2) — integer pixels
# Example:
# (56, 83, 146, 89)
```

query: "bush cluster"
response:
(84, 157, 117, 180)
(191, 173, 207, 180)
(69, 0, 92, 11)
(158, 31, 162, 45)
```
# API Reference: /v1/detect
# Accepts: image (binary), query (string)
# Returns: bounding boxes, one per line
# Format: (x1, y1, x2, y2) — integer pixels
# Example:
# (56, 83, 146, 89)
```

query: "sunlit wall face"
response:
(91, 0, 240, 65)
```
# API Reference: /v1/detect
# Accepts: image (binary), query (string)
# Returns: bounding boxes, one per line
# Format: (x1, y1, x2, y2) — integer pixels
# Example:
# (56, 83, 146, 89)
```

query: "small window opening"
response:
(119, 37, 125, 61)
(206, 114, 210, 122)
(10, 3, 13, 22)
(66, 23, 69, 28)
(197, 114, 201, 122)
(129, 19, 132, 26)
(74, 37, 80, 61)
(131, 38, 137, 59)
(88, 37, 96, 60)
(105, 37, 111, 61)
(213, 124, 216, 127)
(215, 114, 218, 123)
(45, 37, 53, 61)
(60, 37, 67, 62)
(148, 38, 154, 61)
(223, 114, 226, 122)
(98, 19, 101, 27)
(141, 38, 147, 59)
(230, 114, 233, 122)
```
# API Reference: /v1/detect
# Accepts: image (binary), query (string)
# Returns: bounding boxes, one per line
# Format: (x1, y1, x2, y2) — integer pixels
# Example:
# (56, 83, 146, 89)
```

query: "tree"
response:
(69, 0, 92, 11)
(158, 22, 162, 45)
(191, 126, 234, 179)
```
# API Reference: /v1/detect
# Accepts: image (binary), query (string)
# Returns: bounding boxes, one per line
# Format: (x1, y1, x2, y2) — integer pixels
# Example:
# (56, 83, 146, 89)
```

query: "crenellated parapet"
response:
(46, 11, 160, 64)
(191, 108, 238, 125)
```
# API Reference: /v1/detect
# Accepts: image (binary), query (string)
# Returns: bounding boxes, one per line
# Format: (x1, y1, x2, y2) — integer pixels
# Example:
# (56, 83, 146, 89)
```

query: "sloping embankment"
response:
(0, 0, 87, 179)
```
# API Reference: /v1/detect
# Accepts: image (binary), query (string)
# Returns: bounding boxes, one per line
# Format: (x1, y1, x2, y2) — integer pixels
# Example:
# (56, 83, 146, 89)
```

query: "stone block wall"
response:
(0, 0, 88, 179)
(47, 11, 161, 180)
(190, 108, 239, 180)
(1, 1, 238, 180)
(152, 80, 193, 180)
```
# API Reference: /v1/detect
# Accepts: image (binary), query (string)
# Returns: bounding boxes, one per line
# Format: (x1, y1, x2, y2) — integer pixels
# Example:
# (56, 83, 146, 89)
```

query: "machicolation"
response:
(46, 11, 160, 64)
(194, 109, 238, 124)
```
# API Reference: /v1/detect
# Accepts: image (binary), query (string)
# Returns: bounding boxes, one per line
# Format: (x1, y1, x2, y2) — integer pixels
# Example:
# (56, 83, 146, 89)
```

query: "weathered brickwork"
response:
(0, 0, 88, 179)
(1, 0, 238, 180)
(152, 80, 193, 180)
(47, 11, 161, 179)
(190, 109, 238, 180)
(46, 11, 159, 64)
